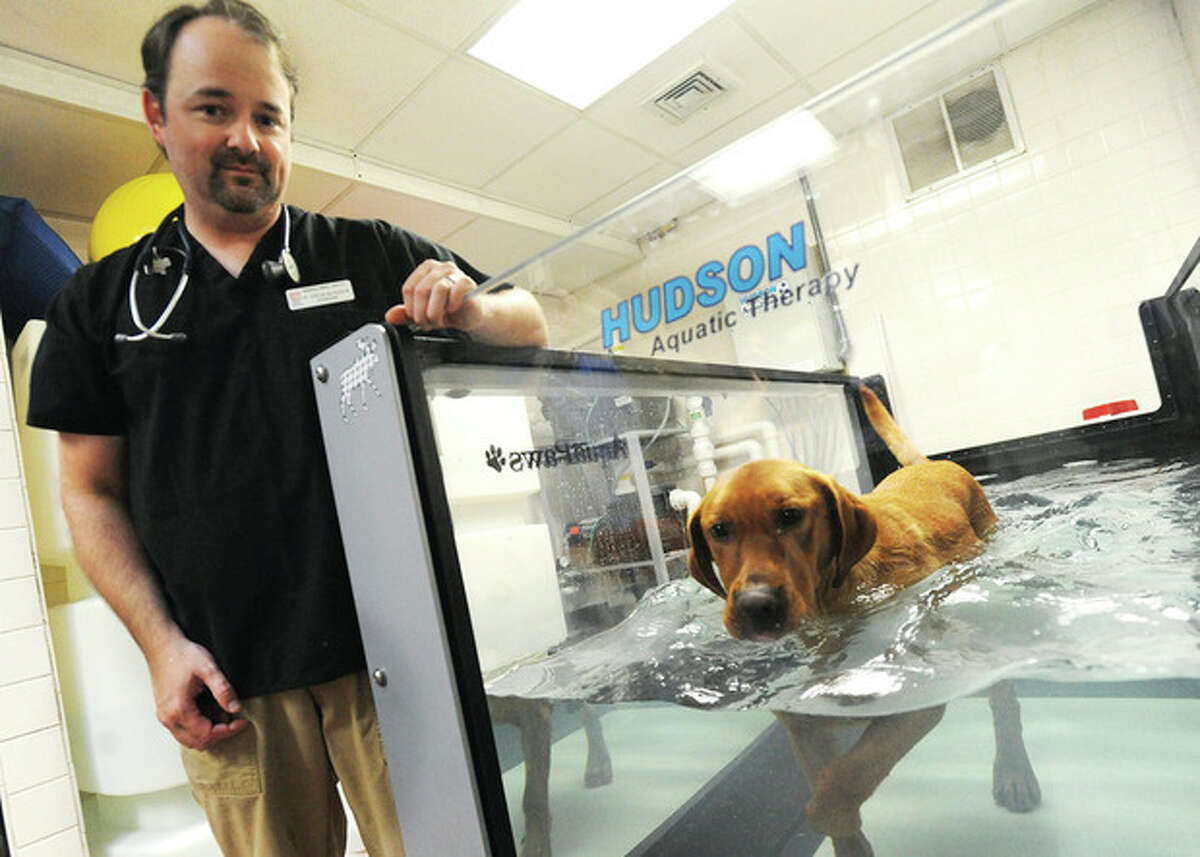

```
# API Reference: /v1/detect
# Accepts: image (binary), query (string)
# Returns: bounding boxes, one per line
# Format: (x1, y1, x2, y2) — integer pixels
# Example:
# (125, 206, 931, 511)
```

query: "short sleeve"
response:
(26, 266, 126, 435)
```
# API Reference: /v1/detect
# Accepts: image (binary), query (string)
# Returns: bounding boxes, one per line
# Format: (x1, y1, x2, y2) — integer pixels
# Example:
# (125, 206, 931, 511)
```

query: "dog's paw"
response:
(583, 754, 612, 788)
(518, 829, 552, 857)
(993, 756, 1042, 812)
(830, 831, 875, 857)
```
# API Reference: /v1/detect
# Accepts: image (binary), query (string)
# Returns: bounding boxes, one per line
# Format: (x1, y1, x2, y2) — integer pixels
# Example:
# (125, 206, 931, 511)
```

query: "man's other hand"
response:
(149, 636, 248, 750)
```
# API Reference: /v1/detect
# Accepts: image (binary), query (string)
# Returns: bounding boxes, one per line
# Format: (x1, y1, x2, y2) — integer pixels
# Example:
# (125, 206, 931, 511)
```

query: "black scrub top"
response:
(28, 206, 488, 698)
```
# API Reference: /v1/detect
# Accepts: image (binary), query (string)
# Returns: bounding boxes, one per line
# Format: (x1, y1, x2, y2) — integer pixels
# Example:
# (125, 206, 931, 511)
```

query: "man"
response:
(27, 2, 548, 855)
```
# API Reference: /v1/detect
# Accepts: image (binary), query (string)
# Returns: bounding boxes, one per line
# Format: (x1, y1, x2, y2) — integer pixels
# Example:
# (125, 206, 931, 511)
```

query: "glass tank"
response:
(314, 0, 1200, 854)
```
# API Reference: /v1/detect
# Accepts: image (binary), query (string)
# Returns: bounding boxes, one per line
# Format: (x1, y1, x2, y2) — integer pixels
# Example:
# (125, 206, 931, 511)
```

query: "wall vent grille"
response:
(889, 67, 1022, 197)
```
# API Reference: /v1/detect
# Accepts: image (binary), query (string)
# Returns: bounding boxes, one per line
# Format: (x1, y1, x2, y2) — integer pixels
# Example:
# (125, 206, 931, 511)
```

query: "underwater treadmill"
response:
(313, 246, 1200, 853)
(312, 326, 886, 857)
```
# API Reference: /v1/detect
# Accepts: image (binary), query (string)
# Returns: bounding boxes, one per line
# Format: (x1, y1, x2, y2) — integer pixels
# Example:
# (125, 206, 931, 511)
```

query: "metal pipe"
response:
(622, 431, 670, 586)
(799, 172, 851, 368)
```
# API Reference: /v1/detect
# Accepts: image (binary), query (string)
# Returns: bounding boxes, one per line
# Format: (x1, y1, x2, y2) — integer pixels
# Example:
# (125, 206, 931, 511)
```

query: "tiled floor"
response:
(500, 696, 1199, 857)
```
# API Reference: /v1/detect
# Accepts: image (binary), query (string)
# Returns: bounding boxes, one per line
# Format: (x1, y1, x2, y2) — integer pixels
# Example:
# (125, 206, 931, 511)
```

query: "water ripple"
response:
(486, 456, 1200, 716)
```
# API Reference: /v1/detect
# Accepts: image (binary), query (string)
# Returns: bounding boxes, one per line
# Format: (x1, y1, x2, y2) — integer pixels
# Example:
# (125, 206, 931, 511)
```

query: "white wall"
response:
(560, 0, 1199, 456)
(1173, 0, 1200, 85)
(0, 314, 88, 856)
(826, 0, 1199, 453)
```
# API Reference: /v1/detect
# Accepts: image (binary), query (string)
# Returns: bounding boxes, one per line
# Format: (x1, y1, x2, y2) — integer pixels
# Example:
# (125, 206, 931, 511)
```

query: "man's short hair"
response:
(141, 0, 299, 117)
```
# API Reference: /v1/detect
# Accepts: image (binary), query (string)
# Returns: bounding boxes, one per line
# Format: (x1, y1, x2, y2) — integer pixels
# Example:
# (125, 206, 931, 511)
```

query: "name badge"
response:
(286, 279, 355, 311)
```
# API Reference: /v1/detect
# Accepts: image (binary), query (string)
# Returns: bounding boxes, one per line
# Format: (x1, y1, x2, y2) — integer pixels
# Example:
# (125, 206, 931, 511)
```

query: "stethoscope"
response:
(114, 205, 300, 344)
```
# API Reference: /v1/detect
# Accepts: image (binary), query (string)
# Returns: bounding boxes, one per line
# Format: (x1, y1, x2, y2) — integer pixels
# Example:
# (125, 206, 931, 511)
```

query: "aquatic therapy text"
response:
(601, 220, 811, 350)
(649, 264, 859, 356)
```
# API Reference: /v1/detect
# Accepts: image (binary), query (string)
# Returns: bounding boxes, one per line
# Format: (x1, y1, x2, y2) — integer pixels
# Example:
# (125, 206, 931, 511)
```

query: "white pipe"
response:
(687, 396, 717, 491)
(713, 439, 766, 463)
(669, 489, 702, 521)
(713, 421, 781, 459)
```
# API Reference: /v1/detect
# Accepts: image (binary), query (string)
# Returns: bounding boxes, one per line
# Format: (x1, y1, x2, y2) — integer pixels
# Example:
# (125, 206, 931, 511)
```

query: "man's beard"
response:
(208, 152, 278, 214)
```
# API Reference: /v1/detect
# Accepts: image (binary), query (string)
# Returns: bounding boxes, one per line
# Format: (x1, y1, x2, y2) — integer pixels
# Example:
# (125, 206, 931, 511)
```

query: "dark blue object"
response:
(0, 196, 82, 342)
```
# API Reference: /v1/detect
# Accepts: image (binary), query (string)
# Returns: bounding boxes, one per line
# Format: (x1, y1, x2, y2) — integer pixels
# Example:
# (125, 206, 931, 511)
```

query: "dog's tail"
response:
(859, 384, 925, 466)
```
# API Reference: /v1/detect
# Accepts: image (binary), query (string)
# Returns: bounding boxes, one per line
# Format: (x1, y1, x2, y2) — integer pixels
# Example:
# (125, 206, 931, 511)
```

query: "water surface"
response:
(487, 457, 1200, 716)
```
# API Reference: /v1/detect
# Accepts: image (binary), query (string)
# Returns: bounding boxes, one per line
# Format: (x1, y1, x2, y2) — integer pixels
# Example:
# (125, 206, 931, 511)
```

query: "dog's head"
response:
(687, 459, 877, 640)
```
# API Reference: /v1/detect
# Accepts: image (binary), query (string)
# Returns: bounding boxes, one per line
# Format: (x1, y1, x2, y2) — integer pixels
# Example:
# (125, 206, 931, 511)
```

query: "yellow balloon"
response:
(89, 173, 183, 263)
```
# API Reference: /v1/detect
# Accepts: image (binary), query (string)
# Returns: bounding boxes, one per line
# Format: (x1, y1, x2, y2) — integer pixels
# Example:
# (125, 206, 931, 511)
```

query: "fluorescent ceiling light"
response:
(690, 110, 837, 203)
(469, 0, 735, 109)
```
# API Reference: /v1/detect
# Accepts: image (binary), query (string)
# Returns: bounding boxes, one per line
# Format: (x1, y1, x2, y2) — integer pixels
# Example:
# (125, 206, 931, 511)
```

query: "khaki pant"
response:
(180, 671, 405, 857)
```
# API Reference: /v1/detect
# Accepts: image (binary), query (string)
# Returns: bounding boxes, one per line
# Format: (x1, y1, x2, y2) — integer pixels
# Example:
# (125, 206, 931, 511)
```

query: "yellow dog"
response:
(687, 386, 1039, 857)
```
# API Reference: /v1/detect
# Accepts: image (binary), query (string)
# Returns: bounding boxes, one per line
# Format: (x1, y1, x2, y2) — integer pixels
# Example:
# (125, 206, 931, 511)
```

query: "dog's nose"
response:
(732, 583, 787, 637)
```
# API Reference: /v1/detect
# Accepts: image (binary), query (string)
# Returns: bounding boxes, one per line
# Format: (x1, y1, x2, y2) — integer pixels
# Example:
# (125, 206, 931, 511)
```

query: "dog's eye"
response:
(775, 507, 804, 530)
(709, 522, 732, 542)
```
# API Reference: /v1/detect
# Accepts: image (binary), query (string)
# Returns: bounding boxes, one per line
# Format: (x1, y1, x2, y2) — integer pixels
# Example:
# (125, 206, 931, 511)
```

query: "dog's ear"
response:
(687, 506, 727, 599)
(818, 479, 877, 589)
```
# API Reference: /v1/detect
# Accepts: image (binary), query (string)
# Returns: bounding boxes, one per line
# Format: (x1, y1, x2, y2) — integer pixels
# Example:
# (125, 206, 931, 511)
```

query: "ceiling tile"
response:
(735, 0, 933, 78)
(345, 0, 512, 50)
(999, 0, 1101, 47)
(0, 0, 163, 85)
(584, 14, 797, 159)
(0, 90, 159, 219)
(802, 0, 994, 93)
(0, 0, 1127, 298)
(483, 120, 664, 218)
(322, 182, 478, 241)
(441, 216, 563, 279)
(596, 176, 720, 246)
(283, 164, 355, 214)
(672, 79, 816, 168)
(1, 0, 450, 154)
(571, 162, 688, 229)
(357, 57, 577, 188)
(815, 22, 1004, 122)
(534, 240, 645, 297)
(443, 216, 639, 297)
(252, 0, 448, 150)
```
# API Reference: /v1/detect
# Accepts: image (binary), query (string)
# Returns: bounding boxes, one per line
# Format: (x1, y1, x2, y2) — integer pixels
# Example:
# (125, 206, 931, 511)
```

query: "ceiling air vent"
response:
(646, 66, 729, 123)
(889, 66, 1022, 197)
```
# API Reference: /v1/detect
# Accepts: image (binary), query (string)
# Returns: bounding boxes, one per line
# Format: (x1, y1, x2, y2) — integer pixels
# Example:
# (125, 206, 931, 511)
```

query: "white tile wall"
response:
(819, 0, 1200, 452)
(0, 629, 52, 688)
(0, 678, 60, 745)
(0, 531, 35, 583)
(1176, 0, 1200, 85)
(13, 827, 86, 857)
(0, 315, 88, 855)
(0, 729, 71, 794)
(0, 579, 41, 633)
(558, 0, 1197, 456)
(8, 778, 78, 849)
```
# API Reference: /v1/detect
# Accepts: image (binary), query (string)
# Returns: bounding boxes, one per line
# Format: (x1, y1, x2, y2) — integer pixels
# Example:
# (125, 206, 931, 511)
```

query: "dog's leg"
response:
(570, 702, 613, 788)
(988, 681, 1041, 812)
(489, 697, 554, 857)
(785, 706, 944, 849)
(775, 713, 875, 857)
(515, 699, 554, 857)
